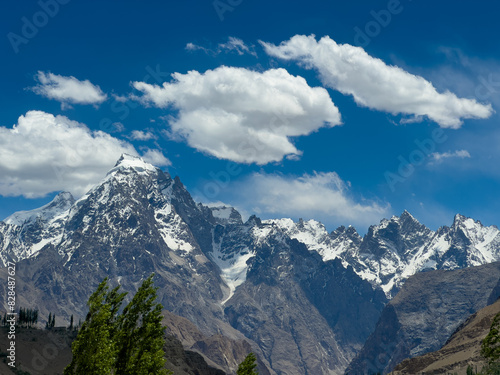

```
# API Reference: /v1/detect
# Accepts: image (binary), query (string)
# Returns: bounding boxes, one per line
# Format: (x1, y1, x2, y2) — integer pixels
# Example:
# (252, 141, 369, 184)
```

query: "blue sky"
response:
(1, 0, 500, 234)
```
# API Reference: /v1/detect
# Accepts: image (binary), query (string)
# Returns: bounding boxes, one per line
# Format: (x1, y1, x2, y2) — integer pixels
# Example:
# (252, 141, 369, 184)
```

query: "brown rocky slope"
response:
(390, 298, 500, 375)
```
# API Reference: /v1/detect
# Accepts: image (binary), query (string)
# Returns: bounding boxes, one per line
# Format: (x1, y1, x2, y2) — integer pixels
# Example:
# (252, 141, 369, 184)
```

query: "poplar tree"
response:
(237, 352, 259, 375)
(115, 274, 169, 375)
(64, 274, 170, 375)
(64, 278, 122, 374)
(46, 312, 52, 329)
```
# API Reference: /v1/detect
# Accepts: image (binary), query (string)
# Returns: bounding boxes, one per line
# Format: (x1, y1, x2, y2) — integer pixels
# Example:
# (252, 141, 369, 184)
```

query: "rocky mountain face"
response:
(270, 211, 500, 298)
(0, 154, 387, 375)
(162, 310, 271, 375)
(224, 228, 387, 374)
(163, 335, 228, 375)
(346, 262, 500, 374)
(389, 298, 500, 375)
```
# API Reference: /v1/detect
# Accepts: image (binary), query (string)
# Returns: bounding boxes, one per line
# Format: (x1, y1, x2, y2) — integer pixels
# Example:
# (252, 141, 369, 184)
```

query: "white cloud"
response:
(185, 42, 210, 54)
(129, 130, 157, 141)
(186, 37, 257, 57)
(109, 122, 125, 133)
(261, 35, 493, 128)
(231, 172, 389, 227)
(430, 149, 471, 162)
(141, 148, 171, 166)
(31, 71, 107, 107)
(132, 66, 341, 164)
(218, 37, 257, 57)
(0, 111, 167, 198)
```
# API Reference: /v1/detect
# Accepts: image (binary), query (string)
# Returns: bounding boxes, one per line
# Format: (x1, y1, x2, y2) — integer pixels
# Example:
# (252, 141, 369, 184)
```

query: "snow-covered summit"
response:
(4, 191, 75, 226)
(107, 153, 159, 175)
(72, 153, 169, 211)
(265, 217, 362, 263)
(1, 191, 75, 264)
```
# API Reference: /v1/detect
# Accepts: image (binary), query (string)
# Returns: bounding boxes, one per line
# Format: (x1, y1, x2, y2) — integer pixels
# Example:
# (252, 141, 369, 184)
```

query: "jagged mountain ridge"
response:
(5, 189, 499, 303)
(0, 154, 388, 375)
(3, 155, 500, 300)
(268, 210, 500, 297)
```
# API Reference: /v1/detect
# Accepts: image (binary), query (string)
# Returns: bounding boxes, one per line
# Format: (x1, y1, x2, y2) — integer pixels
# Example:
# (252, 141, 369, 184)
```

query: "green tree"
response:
(237, 352, 259, 375)
(482, 312, 500, 364)
(115, 274, 169, 375)
(479, 363, 500, 375)
(46, 312, 52, 329)
(64, 274, 170, 375)
(64, 278, 122, 374)
(32, 309, 38, 327)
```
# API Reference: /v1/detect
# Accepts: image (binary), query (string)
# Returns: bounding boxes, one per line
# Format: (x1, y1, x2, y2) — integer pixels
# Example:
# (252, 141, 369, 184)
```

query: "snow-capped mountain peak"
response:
(451, 213, 487, 231)
(4, 191, 75, 226)
(263, 217, 361, 264)
(399, 209, 420, 224)
(107, 153, 159, 175)
(0, 191, 75, 264)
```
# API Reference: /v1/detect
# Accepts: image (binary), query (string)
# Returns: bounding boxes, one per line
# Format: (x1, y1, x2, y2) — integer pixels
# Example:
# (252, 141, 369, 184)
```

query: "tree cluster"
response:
(19, 307, 38, 328)
(46, 312, 56, 329)
(2, 308, 39, 328)
(64, 274, 170, 375)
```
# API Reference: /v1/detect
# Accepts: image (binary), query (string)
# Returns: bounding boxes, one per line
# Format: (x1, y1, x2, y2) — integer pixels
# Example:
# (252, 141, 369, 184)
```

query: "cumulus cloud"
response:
(232, 172, 389, 227)
(132, 66, 341, 164)
(31, 71, 107, 108)
(0, 111, 168, 198)
(186, 37, 257, 57)
(430, 149, 471, 162)
(261, 35, 493, 128)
